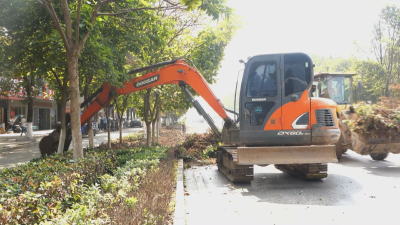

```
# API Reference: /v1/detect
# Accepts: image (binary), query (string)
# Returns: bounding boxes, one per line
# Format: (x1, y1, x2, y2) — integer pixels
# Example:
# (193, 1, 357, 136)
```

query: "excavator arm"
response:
(80, 59, 234, 136)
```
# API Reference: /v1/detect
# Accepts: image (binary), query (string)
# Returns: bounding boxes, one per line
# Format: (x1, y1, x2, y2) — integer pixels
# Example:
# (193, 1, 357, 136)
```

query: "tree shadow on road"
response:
(234, 166, 362, 206)
(184, 165, 362, 206)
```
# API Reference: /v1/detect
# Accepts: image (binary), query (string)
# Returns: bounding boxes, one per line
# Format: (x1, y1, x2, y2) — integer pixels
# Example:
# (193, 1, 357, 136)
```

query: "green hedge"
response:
(0, 145, 168, 224)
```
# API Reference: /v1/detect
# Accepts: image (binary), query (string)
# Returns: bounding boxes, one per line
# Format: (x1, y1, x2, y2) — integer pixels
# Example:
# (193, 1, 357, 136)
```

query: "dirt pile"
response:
(173, 129, 220, 163)
(181, 129, 220, 151)
(158, 129, 187, 147)
(346, 103, 400, 139)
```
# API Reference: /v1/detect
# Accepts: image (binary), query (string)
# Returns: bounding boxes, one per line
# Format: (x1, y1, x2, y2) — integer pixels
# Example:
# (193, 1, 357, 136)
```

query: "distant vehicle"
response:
(130, 118, 143, 128)
(81, 122, 98, 136)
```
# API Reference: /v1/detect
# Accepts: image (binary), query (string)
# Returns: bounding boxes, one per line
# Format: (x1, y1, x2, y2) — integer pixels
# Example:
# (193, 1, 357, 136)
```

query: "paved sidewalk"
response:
(0, 127, 142, 169)
(0, 129, 53, 139)
(0, 130, 53, 152)
(0, 138, 40, 151)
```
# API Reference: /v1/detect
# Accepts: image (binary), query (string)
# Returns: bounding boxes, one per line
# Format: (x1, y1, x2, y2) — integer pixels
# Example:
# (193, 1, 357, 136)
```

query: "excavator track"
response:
(217, 147, 328, 181)
(275, 164, 328, 180)
(216, 147, 254, 183)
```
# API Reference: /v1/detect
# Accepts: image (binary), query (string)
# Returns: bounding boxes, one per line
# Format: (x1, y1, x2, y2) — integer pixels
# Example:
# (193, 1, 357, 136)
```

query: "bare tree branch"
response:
(164, 0, 180, 7)
(77, 0, 111, 53)
(50, 69, 63, 90)
(75, 0, 82, 48)
(61, 0, 73, 49)
(97, 6, 185, 16)
(35, 0, 70, 50)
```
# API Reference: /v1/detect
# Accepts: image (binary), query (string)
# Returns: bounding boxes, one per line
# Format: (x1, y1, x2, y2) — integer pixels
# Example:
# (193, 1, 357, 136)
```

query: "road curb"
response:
(174, 158, 185, 225)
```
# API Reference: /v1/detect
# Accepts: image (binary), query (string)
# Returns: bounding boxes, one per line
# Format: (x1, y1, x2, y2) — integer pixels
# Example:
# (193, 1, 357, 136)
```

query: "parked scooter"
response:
(6, 120, 22, 133)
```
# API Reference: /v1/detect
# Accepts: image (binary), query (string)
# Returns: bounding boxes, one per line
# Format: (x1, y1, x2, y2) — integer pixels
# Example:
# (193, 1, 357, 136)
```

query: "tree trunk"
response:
(144, 89, 152, 147)
(57, 78, 68, 154)
(105, 107, 111, 149)
(57, 96, 67, 154)
(26, 100, 34, 139)
(116, 104, 123, 145)
(57, 101, 62, 124)
(24, 76, 34, 139)
(67, 56, 83, 160)
(151, 120, 156, 145)
(157, 111, 160, 143)
(119, 119, 123, 144)
(152, 105, 160, 145)
(88, 117, 94, 148)
(146, 121, 151, 146)
(85, 94, 93, 149)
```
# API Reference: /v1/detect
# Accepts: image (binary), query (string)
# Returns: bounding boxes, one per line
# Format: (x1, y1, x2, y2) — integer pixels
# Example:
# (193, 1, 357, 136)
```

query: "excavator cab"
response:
(238, 53, 313, 146)
(217, 53, 341, 181)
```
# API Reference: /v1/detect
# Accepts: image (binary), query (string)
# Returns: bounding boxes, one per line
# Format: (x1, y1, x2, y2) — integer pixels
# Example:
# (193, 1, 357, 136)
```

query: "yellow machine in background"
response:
(313, 72, 400, 161)
(313, 72, 355, 160)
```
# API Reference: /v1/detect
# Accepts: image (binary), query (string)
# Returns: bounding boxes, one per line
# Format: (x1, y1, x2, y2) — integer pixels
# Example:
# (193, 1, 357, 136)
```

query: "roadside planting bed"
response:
(0, 133, 175, 224)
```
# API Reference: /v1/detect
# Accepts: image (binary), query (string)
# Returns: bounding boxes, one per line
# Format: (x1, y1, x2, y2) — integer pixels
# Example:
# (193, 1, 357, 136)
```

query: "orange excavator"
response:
(48, 53, 341, 181)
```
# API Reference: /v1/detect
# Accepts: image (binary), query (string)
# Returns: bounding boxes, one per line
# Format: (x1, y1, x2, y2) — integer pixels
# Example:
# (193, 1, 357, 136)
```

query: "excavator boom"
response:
(80, 60, 232, 135)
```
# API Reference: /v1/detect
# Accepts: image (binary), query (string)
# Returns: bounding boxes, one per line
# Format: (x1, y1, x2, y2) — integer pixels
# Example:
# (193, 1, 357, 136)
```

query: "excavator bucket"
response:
(236, 145, 338, 165)
(350, 133, 400, 155)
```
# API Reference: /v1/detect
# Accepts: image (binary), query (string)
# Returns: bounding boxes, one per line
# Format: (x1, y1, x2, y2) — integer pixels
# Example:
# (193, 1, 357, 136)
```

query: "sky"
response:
(186, 0, 400, 124)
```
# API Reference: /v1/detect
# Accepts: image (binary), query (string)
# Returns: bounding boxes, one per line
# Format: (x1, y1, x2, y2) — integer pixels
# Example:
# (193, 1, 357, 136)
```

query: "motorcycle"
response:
(6, 120, 22, 133)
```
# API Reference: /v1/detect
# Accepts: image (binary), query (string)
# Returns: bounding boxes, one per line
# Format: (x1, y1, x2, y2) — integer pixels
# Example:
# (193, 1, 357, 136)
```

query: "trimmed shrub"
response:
(0, 145, 169, 224)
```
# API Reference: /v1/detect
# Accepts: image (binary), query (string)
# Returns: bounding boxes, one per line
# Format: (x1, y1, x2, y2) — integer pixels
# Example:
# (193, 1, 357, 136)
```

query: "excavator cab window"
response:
(240, 54, 281, 131)
(284, 55, 312, 97)
(247, 62, 277, 97)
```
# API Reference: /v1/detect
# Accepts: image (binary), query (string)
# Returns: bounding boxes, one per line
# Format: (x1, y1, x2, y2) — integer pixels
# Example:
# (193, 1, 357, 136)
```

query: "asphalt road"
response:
(184, 151, 400, 225)
(78, 127, 143, 149)
(0, 127, 143, 169)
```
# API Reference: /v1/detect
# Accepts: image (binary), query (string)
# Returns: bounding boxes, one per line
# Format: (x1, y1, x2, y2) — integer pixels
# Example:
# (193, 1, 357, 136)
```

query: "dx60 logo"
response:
(277, 131, 307, 135)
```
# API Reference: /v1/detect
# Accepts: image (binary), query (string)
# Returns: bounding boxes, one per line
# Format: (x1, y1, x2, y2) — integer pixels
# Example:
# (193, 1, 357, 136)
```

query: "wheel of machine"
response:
(369, 153, 388, 161)
(335, 133, 345, 160)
